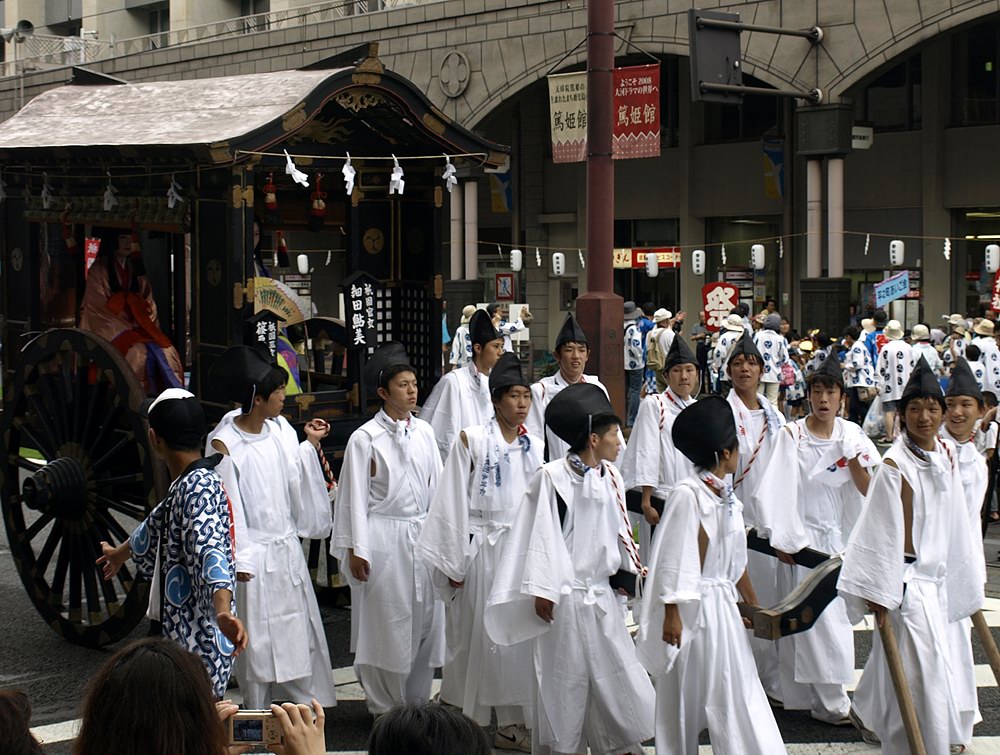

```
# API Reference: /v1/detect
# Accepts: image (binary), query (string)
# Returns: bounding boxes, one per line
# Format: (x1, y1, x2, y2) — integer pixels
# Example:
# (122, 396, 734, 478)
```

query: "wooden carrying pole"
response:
(877, 611, 927, 755)
(972, 609, 1000, 686)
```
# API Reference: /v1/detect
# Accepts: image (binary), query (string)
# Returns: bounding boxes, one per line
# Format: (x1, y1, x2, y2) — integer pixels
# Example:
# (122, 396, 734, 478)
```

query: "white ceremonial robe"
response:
(526, 372, 625, 464)
(911, 342, 943, 375)
(838, 437, 984, 755)
(941, 426, 989, 744)
(636, 477, 786, 755)
(485, 460, 655, 755)
(420, 362, 493, 460)
(331, 410, 446, 714)
(415, 420, 544, 725)
(876, 340, 914, 402)
(208, 411, 336, 708)
(752, 418, 878, 721)
(726, 390, 785, 699)
(620, 389, 696, 560)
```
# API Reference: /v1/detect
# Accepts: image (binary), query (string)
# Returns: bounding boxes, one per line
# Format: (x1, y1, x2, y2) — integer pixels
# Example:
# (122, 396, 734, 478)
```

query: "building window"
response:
(241, 0, 271, 32)
(854, 55, 922, 132)
(953, 19, 1000, 126)
(148, 5, 169, 48)
(702, 75, 784, 144)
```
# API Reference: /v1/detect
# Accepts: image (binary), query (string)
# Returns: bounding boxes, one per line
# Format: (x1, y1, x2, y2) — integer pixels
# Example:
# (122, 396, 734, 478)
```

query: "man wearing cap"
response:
(333, 342, 445, 715)
(485, 383, 654, 755)
(635, 396, 787, 755)
(876, 320, 913, 443)
(843, 326, 876, 425)
(943, 314, 969, 374)
(840, 357, 983, 755)
(624, 301, 645, 427)
(754, 313, 791, 408)
(621, 335, 699, 560)
(645, 308, 673, 394)
(525, 313, 622, 464)
(910, 323, 942, 375)
(711, 313, 745, 395)
(417, 352, 543, 751)
(972, 318, 1000, 394)
(422, 309, 505, 460)
(207, 346, 337, 710)
(753, 351, 878, 726)
(449, 304, 478, 369)
(97, 388, 248, 699)
(940, 357, 990, 750)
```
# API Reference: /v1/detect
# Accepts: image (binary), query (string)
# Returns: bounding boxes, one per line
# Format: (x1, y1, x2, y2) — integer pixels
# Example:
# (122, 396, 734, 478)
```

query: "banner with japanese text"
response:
(702, 282, 740, 333)
(613, 64, 660, 159)
(548, 72, 588, 164)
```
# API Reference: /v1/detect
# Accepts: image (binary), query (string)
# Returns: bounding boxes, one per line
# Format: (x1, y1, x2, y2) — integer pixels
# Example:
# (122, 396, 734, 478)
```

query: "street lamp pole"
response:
(576, 0, 625, 416)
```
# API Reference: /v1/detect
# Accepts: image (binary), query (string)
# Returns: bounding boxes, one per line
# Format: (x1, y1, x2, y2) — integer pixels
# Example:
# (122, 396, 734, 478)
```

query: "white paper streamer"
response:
(40, 174, 53, 210)
(389, 155, 405, 195)
(166, 175, 183, 210)
(578, 249, 585, 269)
(342, 153, 356, 196)
(864, 233, 870, 256)
(442, 155, 457, 193)
(284, 149, 310, 187)
(944, 237, 951, 261)
(103, 173, 118, 211)
(778, 238, 784, 259)
(536, 247, 542, 267)
(497, 244, 504, 261)
(721, 243, 727, 266)
(325, 250, 332, 266)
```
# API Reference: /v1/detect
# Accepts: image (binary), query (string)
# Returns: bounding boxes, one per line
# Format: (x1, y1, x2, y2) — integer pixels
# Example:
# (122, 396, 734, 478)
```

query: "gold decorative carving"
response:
(282, 103, 307, 133)
(231, 185, 254, 208)
(335, 88, 384, 113)
(209, 144, 232, 164)
(422, 113, 446, 136)
(285, 117, 352, 146)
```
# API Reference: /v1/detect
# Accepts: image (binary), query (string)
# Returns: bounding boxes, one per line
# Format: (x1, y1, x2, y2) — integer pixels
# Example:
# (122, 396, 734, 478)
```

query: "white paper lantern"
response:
(987, 244, 1000, 274)
(510, 248, 523, 272)
(751, 243, 765, 270)
(889, 239, 905, 266)
(552, 252, 565, 277)
(645, 251, 659, 277)
(691, 249, 705, 276)
(296, 254, 309, 275)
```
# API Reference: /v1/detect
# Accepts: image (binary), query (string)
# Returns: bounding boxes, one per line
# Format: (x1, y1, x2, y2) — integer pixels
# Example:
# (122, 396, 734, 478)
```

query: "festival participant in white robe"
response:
(485, 384, 655, 755)
(725, 331, 786, 701)
(416, 352, 543, 752)
(449, 305, 477, 368)
(972, 318, 1000, 394)
(636, 396, 787, 755)
(753, 313, 790, 407)
(206, 346, 337, 710)
(489, 301, 533, 352)
(839, 357, 984, 755)
(753, 351, 878, 726)
(711, 314, 744, 392)
(876, 320, 913, 442)
(942, 317, 969, 374)
(621, 334, 698, 560)
(843, 325, 876, 425)
(332, 342, 445, 714)
(965, 344, 989, 392)
(940, 357, 990, 749)
(525, 313, 621, 463)
(911, 324, 943, 375)
(421, 310, 503, 460)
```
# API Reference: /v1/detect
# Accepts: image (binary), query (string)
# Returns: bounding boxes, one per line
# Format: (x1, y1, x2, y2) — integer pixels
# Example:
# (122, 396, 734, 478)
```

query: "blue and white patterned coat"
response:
(130, 456, 236, 699)
(753, 330, 790, 384)
(624, 321, 645, 371)
(876, 340, 913, 401)
(844, 342, 876, 389)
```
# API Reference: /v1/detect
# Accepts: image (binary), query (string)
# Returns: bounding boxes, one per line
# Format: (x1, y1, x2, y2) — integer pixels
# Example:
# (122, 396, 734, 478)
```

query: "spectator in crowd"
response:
(865, 309, 888, 366)
(624, 301, 645, 426)
(367, 704, 492, 755)
(0, 689, 43, 755)
(910, 324, 943, 375)
(449, 305, 477, 369)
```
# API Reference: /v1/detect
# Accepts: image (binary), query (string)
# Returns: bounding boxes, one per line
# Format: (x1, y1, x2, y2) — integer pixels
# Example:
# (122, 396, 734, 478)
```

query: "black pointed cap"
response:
(469, 309, 500, 347)
(727, 331, 763, 366)
(555, 313, 588, 350)
(664, 334, 698, 371)
(901, 355, 943, 403)
(946, 357, 984, 402)
(489, 352, 529, 394)
(808, 348, 844, 387)
(209, 345, 277, 410)
(672, 395, 737, 466)
(363, 341, 411, 391)
(544, 383, 616, 446)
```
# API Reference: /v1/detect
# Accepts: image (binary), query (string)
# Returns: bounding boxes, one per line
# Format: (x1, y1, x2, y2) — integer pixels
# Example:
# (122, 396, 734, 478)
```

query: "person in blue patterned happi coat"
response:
(98, 389, 247, 699)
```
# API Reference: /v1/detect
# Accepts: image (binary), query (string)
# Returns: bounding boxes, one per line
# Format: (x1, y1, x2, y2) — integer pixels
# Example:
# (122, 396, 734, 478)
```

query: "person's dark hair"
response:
(242, 365, 287, 413)
(844, 326, 860, 341)
(807, 373, 843, 394)
(74, 638, 227, 755)
(367, 703, 492, 755)
(874, 309, 888, 326)
(154, 433, 204, 455)
(966, 344, 982, 362)
(985, 390, 998, 408)
(766, 297, 777, 308)
(0, 689, 43, 755)
(491, 383, 528, 402)
(567, 412, 622, 454)
(642, 302, 656, 316)
(687, 435, 739, 473)
(486, 302, 501, 317)
(737, 303, 750, 317)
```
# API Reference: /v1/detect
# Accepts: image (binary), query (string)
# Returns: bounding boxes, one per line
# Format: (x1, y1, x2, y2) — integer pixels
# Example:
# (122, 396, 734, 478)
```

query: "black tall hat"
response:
(209, 345, 277, 411)
(489, 352, 529, 394)
(727, 331, 763, 365)
(469, 309, 500, 348)
(363, 341, 411, 391)
(672, 395, 737, 466)
(808, 347, 844, 387)
(555, 313, 588, 350)
(544, 383, 615, 445)
(946, 357, 984, 402)
(901, 355, 943, 402)
(663, 334, 698, 371)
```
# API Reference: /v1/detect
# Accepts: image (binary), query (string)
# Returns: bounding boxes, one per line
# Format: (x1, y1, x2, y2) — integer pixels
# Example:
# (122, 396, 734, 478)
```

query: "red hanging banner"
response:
(991, 271, 1000, 312)
(702, 282, 740, 333)
(613, 64, 661, 160)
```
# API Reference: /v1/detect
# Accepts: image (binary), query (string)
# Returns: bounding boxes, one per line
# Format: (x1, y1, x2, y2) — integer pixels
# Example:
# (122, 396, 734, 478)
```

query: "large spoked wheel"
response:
(0, 329, 167, 647)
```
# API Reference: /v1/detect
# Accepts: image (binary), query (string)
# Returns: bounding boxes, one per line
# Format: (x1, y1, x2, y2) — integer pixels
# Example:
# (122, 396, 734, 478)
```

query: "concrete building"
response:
(2, 0, 1000, 355)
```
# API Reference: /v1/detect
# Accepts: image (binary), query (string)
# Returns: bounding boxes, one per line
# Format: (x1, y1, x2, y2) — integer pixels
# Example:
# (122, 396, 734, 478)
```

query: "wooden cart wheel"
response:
(0, 329, 167, 647)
